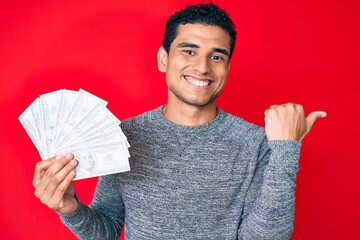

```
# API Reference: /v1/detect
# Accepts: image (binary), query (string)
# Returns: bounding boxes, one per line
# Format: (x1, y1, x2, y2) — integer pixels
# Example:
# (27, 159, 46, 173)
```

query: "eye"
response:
(182, 49, 195, 55)
(211, 55, 225, 62)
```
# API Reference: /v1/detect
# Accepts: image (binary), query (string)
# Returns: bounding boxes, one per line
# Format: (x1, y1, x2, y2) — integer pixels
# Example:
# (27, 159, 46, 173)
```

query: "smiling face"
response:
(158, 23, 231, 109)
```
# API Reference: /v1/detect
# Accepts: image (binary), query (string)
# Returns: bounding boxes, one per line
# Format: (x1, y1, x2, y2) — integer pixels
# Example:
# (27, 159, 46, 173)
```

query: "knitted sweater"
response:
(61, 106, 301, 240)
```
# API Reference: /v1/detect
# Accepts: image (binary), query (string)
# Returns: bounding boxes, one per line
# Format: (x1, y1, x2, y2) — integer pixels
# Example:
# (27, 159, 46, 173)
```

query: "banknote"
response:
(19, 89, 130, 180)
(18, 98, 46, 159)
(39, 90, 64, 158)
(52, 90, 77, 147)
(54, 140, 130, 180)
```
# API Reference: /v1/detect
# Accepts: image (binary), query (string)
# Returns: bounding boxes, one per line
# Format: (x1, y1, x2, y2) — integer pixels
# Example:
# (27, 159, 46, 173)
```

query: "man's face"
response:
(158, 23, 231, 107)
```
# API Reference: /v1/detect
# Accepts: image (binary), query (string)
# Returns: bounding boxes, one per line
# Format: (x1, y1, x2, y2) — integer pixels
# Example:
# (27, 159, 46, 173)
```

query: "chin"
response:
(182, 97, 217, 108)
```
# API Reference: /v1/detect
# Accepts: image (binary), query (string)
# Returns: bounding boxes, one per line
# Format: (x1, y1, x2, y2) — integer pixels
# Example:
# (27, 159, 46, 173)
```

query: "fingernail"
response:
(70, 160, 77, 166)
(65, 153, 73, 160)
(70, 170, 75, 176)
(59, 201, 64, 208)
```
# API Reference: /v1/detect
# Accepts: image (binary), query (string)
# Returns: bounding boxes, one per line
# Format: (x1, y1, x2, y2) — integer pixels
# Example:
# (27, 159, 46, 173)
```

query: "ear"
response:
(157, 47, 168, 73)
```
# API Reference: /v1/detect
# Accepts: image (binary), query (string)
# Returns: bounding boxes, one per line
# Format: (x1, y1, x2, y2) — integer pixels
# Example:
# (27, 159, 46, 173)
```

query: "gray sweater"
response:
(61, 106, 301, 239)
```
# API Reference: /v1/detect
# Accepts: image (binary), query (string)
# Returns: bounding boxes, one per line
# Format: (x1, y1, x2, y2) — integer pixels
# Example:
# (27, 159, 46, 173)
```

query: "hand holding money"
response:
(33, 153, 78, 214)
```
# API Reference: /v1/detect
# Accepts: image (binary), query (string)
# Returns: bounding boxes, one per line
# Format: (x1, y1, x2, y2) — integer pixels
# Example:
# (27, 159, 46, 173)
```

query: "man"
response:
(33, 3, 326, 239)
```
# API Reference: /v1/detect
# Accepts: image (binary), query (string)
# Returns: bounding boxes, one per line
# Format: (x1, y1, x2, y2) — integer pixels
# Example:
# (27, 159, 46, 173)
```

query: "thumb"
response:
(306, 111, 327, 131)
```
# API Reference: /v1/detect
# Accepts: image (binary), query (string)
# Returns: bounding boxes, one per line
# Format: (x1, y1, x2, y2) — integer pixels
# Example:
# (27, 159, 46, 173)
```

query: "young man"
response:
(33, 3, 326, 239)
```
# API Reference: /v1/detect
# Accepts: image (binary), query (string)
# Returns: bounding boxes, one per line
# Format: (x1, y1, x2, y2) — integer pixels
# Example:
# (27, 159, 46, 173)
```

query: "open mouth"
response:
(184, 75, 211, 87)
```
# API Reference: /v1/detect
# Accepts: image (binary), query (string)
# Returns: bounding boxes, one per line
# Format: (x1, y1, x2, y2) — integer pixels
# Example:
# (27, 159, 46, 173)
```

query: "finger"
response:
(51, 170, 76, 211)
(36, 158, 77, 207)
(46, 158, 77, 195)
(306, 111, 327, 131)
(33, 155, 60, 188)
(264, 109, 269, 117)
(34, 153, 74, 198)
(33, 153, 71, 188)
(264, 105, 278, 117)
(42, 153, 74, 182)
(269, 105, 279, 109)
(293, 104, 303, 111)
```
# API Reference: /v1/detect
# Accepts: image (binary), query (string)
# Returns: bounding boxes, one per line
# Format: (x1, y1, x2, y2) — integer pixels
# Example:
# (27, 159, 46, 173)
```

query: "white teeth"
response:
(186, 77, 210, 87)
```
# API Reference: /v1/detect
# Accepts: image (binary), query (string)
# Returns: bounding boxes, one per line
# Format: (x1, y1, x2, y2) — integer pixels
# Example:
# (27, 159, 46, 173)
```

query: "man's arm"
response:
(238, 139, 301, 239)
(238, 103, 326, 239)
(33, 153, 124, 239)
(60, 174, 125, 239)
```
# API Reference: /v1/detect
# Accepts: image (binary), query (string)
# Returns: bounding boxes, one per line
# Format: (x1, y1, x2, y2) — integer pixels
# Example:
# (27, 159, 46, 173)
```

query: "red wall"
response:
(0, 0, 359, 239)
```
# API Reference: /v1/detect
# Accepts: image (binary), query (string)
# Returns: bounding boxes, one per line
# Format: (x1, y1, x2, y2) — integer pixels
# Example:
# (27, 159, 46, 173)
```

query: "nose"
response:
(192, 56, 211, 75)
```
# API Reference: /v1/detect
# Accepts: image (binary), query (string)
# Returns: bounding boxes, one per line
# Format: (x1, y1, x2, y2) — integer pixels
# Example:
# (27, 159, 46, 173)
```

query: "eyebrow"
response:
(177, 42, 230, 57)
(212, 48, 230, 57)
(177, 42, 199, 49)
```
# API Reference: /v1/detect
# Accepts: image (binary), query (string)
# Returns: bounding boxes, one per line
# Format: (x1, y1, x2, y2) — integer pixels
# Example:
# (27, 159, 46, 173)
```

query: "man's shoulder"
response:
(220, 109, 265, 141)
(121, 106, 162, 131)
(221, 110, 263, 132)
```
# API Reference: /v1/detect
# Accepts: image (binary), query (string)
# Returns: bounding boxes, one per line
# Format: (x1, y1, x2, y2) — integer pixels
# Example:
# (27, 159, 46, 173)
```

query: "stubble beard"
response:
(168, 86, 219, 108)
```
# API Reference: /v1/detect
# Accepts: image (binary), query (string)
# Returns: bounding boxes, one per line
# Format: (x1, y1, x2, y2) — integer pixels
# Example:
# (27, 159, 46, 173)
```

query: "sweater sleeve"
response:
(238, 140, 301, 240)
(60, 174, 125, 240)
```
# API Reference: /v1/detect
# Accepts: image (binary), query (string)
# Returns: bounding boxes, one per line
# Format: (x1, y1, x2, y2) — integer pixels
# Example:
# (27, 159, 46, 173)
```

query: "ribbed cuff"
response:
(59, 202, 89, 226)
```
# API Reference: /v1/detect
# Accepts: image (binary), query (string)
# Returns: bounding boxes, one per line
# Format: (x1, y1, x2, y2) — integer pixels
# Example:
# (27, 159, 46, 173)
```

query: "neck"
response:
(163, 99, 217, 126)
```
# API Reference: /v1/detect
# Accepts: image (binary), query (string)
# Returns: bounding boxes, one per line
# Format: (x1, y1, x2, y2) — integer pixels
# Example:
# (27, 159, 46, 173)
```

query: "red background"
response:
(0, 0, 359, 239)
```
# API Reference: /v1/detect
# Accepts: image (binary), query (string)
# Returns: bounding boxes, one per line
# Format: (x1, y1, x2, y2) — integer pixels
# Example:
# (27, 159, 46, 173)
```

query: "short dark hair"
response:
(162, 2, 237, 58)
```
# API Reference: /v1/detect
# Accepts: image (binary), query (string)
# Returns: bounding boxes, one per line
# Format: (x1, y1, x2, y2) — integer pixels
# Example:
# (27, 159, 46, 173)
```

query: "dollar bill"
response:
(52, 89, 77, 147)
(39, 90, 64, 158)
(18, 98, 46, 159)
(54, 140, 130, 180)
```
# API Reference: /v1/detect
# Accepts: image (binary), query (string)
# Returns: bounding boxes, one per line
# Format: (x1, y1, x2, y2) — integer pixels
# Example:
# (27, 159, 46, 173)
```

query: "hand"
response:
(264, 103, 327, 141)
(33, 153, 78, 215)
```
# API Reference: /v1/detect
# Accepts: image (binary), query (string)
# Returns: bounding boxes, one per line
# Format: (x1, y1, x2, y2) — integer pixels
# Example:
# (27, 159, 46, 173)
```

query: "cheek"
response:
(168, 55, 189, 71)
(215, 67, 229, 82)
(166, 61, 184, 80)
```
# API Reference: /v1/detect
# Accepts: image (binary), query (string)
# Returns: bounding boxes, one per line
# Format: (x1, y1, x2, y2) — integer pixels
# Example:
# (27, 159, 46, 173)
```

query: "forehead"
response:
(173, 23, 231, 51)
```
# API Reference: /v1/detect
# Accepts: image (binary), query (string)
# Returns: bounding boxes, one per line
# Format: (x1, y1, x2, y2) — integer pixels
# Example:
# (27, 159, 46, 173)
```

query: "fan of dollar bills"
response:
(19, 89, 130, 180)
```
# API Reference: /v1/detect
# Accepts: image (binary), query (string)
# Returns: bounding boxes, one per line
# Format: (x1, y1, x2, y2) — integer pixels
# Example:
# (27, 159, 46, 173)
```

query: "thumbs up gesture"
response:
(264, 103, 326, 141)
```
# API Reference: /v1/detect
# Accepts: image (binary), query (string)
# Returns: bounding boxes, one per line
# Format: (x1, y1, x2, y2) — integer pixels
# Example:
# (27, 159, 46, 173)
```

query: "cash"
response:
(19, 89, 130, 180)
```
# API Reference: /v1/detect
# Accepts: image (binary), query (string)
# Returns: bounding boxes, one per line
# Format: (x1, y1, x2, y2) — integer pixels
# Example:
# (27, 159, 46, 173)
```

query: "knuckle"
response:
(39, 197, 47, 205)
(32, 179, 37, 188)
(49, 202, 57, 210)
(49, 175, 61, 186)
(34, 189, 41, 199)
(56, 184, 66, 195)
(35, 161, 43, 171)
(47, 202, 55, 210)
(267, 109, 275, 115)
(44, 168, 55, 179)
